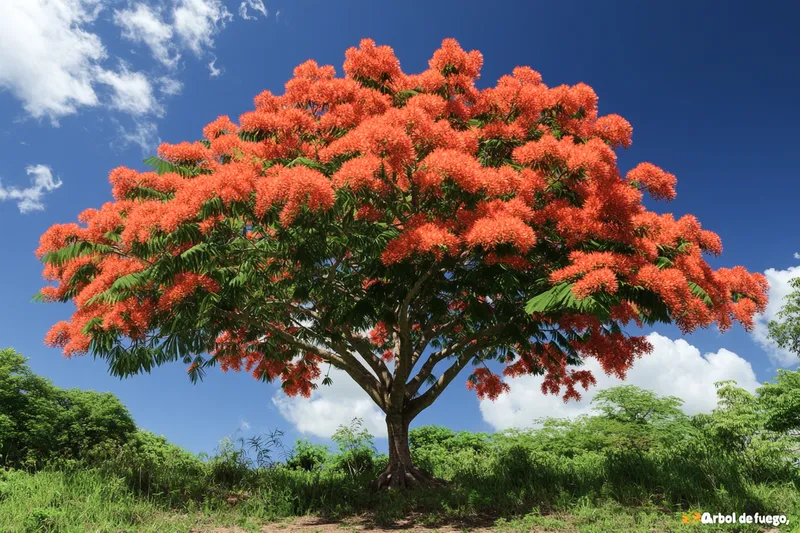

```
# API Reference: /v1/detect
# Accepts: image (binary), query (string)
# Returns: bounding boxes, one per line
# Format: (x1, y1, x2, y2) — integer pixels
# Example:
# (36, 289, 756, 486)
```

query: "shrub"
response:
(287, 439, 329, 471)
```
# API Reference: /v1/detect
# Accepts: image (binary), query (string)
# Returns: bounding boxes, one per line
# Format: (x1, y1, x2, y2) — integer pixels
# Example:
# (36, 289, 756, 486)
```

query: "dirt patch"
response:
(193, 515, 496, 532)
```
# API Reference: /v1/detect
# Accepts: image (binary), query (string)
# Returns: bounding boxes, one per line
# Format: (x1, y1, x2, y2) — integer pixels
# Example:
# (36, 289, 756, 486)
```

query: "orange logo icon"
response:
(682, 512, 702, 524)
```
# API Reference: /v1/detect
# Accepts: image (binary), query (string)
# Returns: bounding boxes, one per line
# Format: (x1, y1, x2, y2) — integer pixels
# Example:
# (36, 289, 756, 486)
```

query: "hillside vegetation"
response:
(1, 347, 799, 532)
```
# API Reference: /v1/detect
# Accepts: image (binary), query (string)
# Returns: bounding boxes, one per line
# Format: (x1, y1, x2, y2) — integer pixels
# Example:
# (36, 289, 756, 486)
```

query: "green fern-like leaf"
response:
(143, 156, 203, 177)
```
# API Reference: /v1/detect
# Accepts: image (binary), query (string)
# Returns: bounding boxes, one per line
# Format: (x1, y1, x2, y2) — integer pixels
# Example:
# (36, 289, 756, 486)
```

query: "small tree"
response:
(35, 39, 767, 488)
(768, 277, 800, 356)
(330, 418, 376, 478)
(758, 369, 800, 434)
(588, 385, 692, 451)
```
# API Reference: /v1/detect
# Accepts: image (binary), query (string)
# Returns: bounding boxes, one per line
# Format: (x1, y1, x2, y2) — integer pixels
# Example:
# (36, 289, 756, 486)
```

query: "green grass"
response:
(0, 468, 299, 532)
(0, 469, 177, 532)
(1, 466, 798, 532)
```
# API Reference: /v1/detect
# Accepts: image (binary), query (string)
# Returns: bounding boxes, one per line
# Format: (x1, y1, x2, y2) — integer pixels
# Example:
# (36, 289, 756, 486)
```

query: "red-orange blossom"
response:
(36, 39, 767, 486)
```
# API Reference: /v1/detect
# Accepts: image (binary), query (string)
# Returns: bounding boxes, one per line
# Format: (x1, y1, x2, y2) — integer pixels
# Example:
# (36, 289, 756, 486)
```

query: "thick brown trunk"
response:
(387, 414, 412, 465)
(373, 413, 444, 490)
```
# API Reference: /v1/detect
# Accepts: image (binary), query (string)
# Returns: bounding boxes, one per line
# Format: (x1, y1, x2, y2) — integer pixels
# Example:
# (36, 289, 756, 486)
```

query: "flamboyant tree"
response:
(36, 39, 768, 488)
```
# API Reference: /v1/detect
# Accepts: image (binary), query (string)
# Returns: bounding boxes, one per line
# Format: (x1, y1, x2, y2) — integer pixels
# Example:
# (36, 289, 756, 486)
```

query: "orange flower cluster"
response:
(37, 38, 768, 406)
(41, 255, 152, 356)
(627, 162, 677, 201)
(214, 330, 322, 397)
(467, 367, 510, 401)
(157, 273, 220, 311)
(158, 141, 210, 164)
(255, 165, 335, 225)
(381, 216, 461, 264)
(369, 321, 389, 346)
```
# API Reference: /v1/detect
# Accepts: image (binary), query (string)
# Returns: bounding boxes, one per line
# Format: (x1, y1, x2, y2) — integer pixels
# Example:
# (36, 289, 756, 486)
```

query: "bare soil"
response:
(192, 515, 496, 532)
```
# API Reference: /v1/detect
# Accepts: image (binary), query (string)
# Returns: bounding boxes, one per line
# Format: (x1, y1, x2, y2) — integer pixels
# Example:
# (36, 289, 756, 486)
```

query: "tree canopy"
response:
(0, 348, 135, 467)
(35, 38, 768, 486)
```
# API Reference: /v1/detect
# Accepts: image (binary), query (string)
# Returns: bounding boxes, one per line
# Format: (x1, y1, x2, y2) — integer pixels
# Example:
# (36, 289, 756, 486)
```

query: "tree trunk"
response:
(373, 413, 444, 490)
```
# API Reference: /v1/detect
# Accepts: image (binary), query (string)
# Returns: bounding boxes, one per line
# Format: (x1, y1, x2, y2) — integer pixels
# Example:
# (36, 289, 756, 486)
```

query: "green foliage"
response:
(286, 439, 329, 471)
(0, 348, 136, 468)
(1, 352, 799, 529)
(409, 425, 491, 474)
(0, 469, 171, 532)
(690, 379, 799, 483)
(758, 368, 800, 433)
(329, 418, 376, 477)
(769, 276, 800, 354)
(587, 385, 695, 451)
(88, 429, 209, 504)
(142, 156, 206, 178)
(591, 385, 685, 424)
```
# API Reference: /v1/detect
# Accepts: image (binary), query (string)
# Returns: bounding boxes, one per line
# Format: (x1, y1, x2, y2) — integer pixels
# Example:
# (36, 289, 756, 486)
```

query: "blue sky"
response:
(1, 0, 799, 455)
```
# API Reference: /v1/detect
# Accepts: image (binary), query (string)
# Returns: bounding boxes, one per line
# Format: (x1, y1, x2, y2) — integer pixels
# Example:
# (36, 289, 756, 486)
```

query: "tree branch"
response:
(407, 336, 498, 420)
(390, 266, 437, 411)
(217, 308, 387, 411)
(411, 317, 459, 367)
(406, 323, 507, 398)
(398, 266, 435, 360)
(327, 338, 389, 411)
(342, 328, 393, 388)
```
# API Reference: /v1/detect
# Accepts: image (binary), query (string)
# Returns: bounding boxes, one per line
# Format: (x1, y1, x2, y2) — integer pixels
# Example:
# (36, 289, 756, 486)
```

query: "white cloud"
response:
(208, 57, 223, 78)
(115, 119, 161, 156)
(0, 0, 166, 126)
(239, 0, 267, 20)
(173, 0, 232, 56)
(0, 0, 105, 123)
(0, 165, 62, 213)
(270, 333, 764, 437)
(753, 264, 800, 366)
(794, 253, 800, 260)
(273, 367, 387, 439)
(158, 77, 183, 96)
(480, 332, 761, 431)
(239, 418, 251, 431)
(113, 3, 179, 69)
(95, 65, 161, 116)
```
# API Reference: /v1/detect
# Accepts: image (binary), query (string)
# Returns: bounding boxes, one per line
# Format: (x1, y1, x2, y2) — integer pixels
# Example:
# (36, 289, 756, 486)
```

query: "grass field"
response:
(1, 460, 798, 532)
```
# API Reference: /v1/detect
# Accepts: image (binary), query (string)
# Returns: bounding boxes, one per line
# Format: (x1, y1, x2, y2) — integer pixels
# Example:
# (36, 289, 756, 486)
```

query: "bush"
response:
(0, 348, 136, 469)
(328, 418, 376, 477)
(88, 430, 209, 505)
(286, 439, 329, 471)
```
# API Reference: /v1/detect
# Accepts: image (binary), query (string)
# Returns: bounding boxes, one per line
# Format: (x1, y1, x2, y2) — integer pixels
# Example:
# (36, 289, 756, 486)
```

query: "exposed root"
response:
(371, 461, 448, 490)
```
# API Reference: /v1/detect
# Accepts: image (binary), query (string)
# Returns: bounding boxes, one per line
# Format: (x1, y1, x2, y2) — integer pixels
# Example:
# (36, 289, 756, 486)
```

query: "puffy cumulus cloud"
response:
(173, 0, 232, 57)
(115, 0, 239, 70)
(479, 332, 761, 431)
(95, 64, 162, 116)
(3, 0, 270, 139)
(0, 0, 106, 123)
(273, 367, 387, 439)
(0, 165, 63, 213)
(0, 0, 167, 128)
(752, 263, 800, 366)
(239, 0, 268, 20)
(113, 3, 179, 68)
